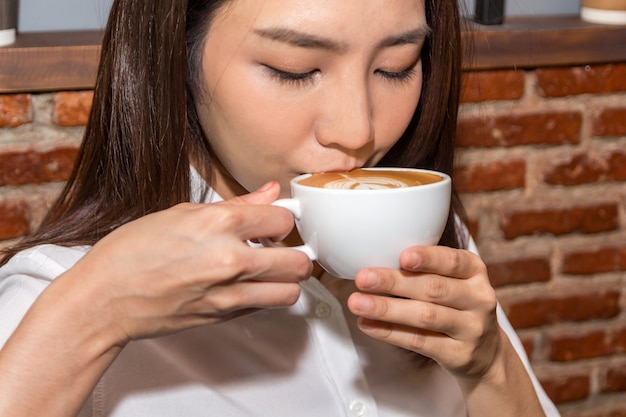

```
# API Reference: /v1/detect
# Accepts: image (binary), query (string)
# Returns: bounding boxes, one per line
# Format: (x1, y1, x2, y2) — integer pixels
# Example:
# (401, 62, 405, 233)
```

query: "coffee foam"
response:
(298, 169, 443, 190)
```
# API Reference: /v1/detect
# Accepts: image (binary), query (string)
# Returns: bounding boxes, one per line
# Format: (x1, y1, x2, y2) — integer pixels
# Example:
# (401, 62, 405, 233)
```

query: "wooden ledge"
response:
(0, 31, 102, 93)
(466, 15, 626, 70)
(1, 16, 626, 93)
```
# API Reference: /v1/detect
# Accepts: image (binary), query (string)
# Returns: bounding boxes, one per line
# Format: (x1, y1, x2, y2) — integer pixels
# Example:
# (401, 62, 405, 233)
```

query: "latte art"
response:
(298, 169, 443, 189)
(320, 175, 413, 189)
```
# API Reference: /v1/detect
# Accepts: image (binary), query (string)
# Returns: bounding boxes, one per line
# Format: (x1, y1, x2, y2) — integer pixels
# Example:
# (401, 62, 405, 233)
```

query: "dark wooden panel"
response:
(0, 31, 102, 93)
(466, 15, 626, 69)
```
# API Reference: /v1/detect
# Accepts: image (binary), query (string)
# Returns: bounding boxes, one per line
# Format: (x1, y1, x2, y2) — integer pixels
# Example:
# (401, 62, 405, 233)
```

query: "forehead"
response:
(210, 0, 427, 41)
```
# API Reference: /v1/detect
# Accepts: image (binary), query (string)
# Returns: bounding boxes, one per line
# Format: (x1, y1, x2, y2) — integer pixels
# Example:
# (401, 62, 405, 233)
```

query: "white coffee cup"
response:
(269, 168, 451, 279)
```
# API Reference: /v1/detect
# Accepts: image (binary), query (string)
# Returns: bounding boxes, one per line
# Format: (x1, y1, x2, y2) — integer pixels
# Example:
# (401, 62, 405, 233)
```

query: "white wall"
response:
(18, 0, 581, 32)
(18, 0, 113, 32)
(460, 0, 580, 17)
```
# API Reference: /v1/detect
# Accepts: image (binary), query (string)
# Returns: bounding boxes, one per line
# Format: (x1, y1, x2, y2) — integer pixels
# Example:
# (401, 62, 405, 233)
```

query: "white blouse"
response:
(0, 183, 560, 417)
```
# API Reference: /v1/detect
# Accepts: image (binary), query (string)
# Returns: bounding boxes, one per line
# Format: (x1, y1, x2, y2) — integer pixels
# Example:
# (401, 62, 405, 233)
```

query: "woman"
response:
(0, 0, 559, 416)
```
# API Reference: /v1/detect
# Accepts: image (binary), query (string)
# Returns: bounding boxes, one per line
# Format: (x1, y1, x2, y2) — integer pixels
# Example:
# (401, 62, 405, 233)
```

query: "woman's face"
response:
(195, 0, 428, 198)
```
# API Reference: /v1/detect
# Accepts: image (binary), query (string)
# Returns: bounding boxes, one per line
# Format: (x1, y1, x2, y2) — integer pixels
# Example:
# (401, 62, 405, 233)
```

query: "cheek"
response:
(213, 70, 311, 149)
(378, 75, 423, 147)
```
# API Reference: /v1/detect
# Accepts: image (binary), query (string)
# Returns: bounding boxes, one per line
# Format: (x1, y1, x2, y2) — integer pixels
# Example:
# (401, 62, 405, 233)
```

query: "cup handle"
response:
(259, 199, 318, 261)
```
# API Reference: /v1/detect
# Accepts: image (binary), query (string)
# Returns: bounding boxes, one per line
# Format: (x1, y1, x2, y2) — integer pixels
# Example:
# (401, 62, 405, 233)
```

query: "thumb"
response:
(224, 181, 281, 206)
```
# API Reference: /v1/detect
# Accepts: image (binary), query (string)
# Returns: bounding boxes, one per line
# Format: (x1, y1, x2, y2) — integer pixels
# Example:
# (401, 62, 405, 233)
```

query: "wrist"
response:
(457, 330, 545, 417)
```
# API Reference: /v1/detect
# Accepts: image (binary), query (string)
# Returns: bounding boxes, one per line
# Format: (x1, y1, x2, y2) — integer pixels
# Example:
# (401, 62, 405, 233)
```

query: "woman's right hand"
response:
(73, 180, 312, 344)
(0, 181, 311, 417)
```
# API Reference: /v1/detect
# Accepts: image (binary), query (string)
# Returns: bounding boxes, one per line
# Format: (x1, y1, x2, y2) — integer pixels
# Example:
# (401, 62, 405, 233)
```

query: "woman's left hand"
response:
(346, 245, 548, 416)
(347, 245, 500, 379)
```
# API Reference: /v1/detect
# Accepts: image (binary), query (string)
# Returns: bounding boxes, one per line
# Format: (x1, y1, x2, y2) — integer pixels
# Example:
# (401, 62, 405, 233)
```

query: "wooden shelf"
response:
(0, 31, 102, 93)
(1, 16, 626, 93)
(466, 15, 626, 70)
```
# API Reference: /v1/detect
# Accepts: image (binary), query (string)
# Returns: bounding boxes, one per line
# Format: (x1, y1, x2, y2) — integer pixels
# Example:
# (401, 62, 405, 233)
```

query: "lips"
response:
(301, 166, 362, 175)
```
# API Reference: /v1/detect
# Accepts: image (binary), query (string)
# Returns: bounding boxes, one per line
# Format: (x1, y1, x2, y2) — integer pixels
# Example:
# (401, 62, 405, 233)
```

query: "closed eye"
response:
(263, 65, 318, 86)
(375, 67, 418, 83)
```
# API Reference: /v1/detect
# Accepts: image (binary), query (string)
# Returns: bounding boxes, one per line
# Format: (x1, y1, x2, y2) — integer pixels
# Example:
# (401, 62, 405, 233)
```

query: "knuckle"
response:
(425, 275, 448, 300)
(204, 290, 238, 315)
(409, 331, 428, 351)
(419, 304, 438, 328)
(375, 296, 390, 317)
(206, 206, 245, 231)
(466, 318, 487, 340)
(476, 283, 497, 312)
(216, 249, 248, 277)
(173, 202, 196, 210)
(449, 249, 463, 273)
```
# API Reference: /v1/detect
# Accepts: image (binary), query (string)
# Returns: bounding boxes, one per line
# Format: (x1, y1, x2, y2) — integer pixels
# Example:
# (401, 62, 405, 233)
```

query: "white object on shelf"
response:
(580, 7, 626, 24)
(0, 28, 16, 47)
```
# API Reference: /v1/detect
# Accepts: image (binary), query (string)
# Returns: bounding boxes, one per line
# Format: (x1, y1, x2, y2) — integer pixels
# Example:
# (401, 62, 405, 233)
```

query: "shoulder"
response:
(0, 244, 90, 282)
(0, 245, 90, 347)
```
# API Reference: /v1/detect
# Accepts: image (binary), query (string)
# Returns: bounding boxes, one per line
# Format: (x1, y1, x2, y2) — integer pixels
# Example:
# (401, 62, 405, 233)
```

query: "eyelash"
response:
(264, 66, 318, 86)
(375, 68, 418, 83)
(263, 65, 417, 86)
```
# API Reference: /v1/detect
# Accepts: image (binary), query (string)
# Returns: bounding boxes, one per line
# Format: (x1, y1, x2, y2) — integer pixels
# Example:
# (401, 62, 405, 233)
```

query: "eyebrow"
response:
(253, 26, 431, 53)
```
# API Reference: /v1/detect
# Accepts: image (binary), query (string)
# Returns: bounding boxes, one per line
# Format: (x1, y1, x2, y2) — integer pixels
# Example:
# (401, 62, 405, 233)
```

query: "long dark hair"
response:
(0, 0, 466, 264)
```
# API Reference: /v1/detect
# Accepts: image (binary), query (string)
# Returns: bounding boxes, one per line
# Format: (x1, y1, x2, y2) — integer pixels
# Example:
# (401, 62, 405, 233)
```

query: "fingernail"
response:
(361, 271, 380, 289)
(257, 181, 276, 192)
(358, 318, 377, 332)
(405, 251, 421, 269)
(354, 293, 374, 313)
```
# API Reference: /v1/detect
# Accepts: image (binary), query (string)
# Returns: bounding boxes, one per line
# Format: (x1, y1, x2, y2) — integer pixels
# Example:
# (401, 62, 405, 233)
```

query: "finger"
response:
(354, 317, 480, 374)
(399, 246, 486, 280)
(353, 268, 492, 311)
(190, 203, 297, 243)
(185, 239, 311, 285)
(232, 246, 313, 283)
(184, 280, 304, 317)
(221, 181, 281, 206)
(347, 292, 468, 338)
(355, 316, 445, 355)
(128, 280, 303, 336)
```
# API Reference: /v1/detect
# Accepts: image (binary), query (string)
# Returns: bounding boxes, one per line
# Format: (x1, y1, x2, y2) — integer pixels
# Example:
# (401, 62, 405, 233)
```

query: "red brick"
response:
(486, 257, 551, 287)
(541, 374, 590, 404)
(593, 107, 626, 137)
(0, 201, 30, 240)
(549, 330, 609, 361)
(537, 64, 626, 97)
(53, 91, 94, 127)
(562, 406, 626, 417)
(518, 334, 535, 359)
(466, 217, 479, 240)
(563, 247, 626, 275)
(457, 112, 582, 148)
(544, 152, 626, 185)
(603, 367, 626, 392)
(461, 70, 525, 103)
(0, 94, 32, 127)
(503, 205, 614, 240)
(0, 147, 79, 186)
(455, 160, 525, 193)
(500, 204, 619, 239)
(611, 327, 626, 354)
(504, 291, 621, 329)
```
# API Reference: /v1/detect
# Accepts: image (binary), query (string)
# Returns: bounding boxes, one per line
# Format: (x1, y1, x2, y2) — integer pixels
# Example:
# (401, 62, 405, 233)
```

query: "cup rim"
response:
(290, 167, 451, 193)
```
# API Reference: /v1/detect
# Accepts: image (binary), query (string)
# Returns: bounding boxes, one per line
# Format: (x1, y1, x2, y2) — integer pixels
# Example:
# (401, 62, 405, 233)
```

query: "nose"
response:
(315, 75, 374, 151)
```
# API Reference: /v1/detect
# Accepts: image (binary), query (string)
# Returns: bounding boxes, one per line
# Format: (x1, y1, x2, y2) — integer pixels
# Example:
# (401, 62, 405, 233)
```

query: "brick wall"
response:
(1, 64, 625, 416)
(457, 63, 626, 417)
